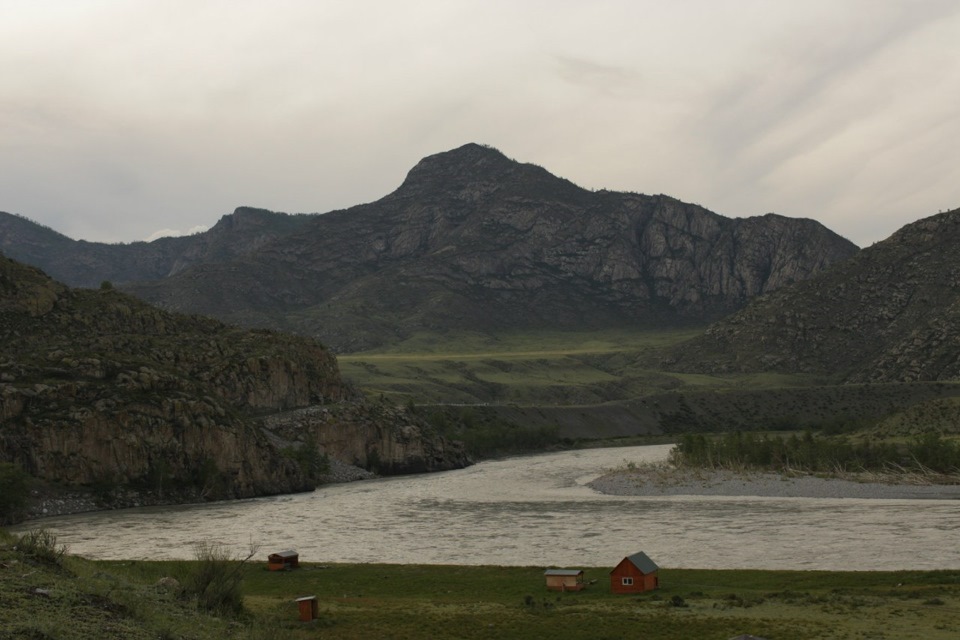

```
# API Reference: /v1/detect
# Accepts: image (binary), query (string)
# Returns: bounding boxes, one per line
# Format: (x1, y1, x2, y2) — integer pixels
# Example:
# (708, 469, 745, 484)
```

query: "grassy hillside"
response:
(338, 330, 960, 445)
(338, 328, 713, 405)
(2, 529, 958, 640)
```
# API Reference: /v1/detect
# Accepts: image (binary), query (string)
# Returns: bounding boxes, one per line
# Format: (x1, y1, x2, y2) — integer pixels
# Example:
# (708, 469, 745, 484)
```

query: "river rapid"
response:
(16, 445, 960, 570)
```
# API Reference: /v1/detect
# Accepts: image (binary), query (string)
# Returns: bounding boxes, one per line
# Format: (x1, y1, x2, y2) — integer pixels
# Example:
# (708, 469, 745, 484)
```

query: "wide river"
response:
(18, 445, 960, 570)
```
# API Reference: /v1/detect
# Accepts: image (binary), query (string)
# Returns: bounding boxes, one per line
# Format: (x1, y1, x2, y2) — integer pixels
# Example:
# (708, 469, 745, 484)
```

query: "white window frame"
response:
(622, 577, 634, 586)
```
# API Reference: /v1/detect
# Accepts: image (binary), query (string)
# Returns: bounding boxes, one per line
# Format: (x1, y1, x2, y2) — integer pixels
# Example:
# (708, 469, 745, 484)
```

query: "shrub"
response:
(181, 541, 258, 615)
(0, 462, 30, 524)
(16, 529, 67, 566)
(283, 443, 330, 486)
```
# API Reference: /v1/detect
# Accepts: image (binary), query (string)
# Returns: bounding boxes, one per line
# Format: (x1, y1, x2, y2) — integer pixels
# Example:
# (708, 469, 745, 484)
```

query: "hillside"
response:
(666, 208, 960, 383)
(1, 144, 858, 351)
(0, 256, 466, 522)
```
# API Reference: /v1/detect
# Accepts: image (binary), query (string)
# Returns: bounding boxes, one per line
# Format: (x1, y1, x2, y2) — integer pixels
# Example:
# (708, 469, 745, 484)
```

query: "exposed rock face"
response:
(262, 403, 469, 475)
(0, 256, 467, 518)
(1, 144, 858, 351)
(666, 208, 960, 383)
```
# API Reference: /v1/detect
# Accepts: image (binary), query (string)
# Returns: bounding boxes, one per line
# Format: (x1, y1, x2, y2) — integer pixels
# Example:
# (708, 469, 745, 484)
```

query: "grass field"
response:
(336, 330, 960, 446)
(336, 328, 812, 406)
(3, 528, 958, 640)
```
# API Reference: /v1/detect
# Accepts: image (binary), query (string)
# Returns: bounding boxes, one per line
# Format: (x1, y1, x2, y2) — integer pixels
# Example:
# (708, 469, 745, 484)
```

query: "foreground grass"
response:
(3, 530, 959, 639)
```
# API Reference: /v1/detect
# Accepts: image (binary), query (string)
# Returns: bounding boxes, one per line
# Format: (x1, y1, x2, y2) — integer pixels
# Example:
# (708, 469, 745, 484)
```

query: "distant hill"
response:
(0, 256, 466, 521)
(1, 144, 858, 351)
(666, 208, 960, 383)
(0, 207, 313, 289)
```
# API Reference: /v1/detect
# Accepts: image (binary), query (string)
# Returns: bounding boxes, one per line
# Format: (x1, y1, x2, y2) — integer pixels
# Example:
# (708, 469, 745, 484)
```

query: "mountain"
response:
(1, 144, 859, 351)
(0, 256, 466, 521)
(0, 207, 314, 289)
(666, 208, 960, 383)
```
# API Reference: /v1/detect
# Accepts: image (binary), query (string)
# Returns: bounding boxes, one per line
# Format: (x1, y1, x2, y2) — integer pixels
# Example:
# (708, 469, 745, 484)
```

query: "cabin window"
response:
(622, 577, 634, 586)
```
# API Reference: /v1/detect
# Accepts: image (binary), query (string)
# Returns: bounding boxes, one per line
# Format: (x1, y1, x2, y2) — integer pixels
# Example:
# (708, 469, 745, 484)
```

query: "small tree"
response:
(183, 541, 260, 615)
(0, 462, 30, 525)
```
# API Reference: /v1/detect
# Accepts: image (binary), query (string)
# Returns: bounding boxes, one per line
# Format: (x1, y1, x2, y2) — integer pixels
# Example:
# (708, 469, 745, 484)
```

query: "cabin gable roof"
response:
(610, 551, 658, 575)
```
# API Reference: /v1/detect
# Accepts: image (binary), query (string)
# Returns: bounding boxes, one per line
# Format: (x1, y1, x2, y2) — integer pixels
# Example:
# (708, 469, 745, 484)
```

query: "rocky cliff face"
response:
(1, 145, 858, 351)
(666, 208, 960, 383)
(0, 256, 467, 519)
(262, 403, 469, 475)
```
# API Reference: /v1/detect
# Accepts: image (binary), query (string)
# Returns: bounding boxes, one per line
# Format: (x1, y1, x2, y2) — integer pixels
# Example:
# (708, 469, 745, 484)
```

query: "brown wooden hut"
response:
(268, 549, 300, 571)
(544, 569, 585, 592)
(609, 551, 659, 594)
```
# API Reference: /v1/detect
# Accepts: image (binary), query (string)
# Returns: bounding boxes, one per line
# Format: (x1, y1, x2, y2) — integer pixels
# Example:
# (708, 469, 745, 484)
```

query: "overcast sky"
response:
(2, 1, 958, 247)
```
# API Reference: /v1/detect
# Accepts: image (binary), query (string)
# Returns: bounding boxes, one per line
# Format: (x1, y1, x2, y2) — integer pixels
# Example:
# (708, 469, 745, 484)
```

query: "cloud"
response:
(144, 226, 209, 242)
(1, 1, 959, 247)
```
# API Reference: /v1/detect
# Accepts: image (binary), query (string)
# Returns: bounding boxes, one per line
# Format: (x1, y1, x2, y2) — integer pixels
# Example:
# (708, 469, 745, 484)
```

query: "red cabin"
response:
(609, 551, 659, 594)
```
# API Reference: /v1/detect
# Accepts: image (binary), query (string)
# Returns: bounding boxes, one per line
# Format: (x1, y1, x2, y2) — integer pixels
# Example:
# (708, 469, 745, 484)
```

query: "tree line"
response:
(670, 431, 960, 475)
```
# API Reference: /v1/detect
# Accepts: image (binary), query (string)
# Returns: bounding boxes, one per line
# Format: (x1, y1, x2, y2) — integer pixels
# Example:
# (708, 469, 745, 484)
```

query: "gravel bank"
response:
(588, 466, 960, 500)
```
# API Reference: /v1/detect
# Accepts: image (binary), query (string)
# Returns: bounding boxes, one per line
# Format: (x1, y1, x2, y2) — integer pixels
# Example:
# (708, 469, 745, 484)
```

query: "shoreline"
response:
(588, 465, 960, 500)
(23, 458, 376, 522)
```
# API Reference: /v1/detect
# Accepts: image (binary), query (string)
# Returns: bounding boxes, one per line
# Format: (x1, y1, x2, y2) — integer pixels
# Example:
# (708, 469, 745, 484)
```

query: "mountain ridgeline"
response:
(666, 208, 960, 384)
(0, 144, 858, 351)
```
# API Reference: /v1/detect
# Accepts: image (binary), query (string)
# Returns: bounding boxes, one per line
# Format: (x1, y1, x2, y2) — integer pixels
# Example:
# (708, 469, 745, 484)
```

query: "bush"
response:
(670, 430, 958, 475)
(16, 529, 67, 566)
(182, 541, 258, 615)
(283, 444, 330, 486)
(0, 462, 30, 524)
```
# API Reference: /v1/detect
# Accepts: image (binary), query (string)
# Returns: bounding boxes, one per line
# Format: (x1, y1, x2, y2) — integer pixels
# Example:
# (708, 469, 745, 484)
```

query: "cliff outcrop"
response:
(0, 256, 467, 521)
(262, 402, 469, 475)
(666, 208, 960, 383)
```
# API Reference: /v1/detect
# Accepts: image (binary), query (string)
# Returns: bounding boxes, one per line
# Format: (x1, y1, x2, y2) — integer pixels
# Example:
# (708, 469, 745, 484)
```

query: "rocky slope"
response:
(0, 256, 466, 521)
(666, 208, 960, 382)
(1, 144, 858, 351)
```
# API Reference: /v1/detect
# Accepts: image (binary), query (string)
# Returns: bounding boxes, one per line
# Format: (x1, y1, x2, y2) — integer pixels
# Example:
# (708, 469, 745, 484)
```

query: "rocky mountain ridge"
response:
(1, 144, 858, 351)
(0, 256, 467, 522)
(666, 208, 960, 382)
(0, 207, 314, 289)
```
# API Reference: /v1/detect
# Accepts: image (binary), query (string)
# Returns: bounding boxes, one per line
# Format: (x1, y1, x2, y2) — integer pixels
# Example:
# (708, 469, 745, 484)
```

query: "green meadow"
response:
(3, 528, 958, 640)
(336, 328, 792, 406)
(338, 330, 960, 449)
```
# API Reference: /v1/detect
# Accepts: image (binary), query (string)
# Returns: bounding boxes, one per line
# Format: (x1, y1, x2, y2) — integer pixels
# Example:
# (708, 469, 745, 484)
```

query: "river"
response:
(16, 445, 960, 570)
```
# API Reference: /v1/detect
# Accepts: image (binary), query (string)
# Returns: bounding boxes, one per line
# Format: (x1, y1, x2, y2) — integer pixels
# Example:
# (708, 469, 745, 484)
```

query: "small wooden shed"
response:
(268, 550, 300, 571)
(544, 569, 585, 592)
(609, 551, 659, 594)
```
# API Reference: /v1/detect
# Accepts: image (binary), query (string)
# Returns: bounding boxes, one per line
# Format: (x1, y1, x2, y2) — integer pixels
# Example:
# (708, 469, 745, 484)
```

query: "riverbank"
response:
(3, 529, 959, 640)
(24, 458, 376, 521)
(588, 464, 960, 499)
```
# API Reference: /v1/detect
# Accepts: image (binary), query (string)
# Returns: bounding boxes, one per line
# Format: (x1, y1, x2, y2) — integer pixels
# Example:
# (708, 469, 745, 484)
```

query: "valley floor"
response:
(588, 465, 960, 500)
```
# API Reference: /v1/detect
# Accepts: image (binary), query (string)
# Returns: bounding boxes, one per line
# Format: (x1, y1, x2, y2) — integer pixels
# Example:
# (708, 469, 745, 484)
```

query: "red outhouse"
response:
(268, 550, 300, 571)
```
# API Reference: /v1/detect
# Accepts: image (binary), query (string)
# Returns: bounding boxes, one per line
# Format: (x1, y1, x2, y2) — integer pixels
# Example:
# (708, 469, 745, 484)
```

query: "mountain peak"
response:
(394, 143, 582, 200)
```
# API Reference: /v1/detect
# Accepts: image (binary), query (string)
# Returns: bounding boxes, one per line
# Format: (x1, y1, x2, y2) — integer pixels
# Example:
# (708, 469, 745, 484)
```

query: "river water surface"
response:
(18, 445, 960, 570)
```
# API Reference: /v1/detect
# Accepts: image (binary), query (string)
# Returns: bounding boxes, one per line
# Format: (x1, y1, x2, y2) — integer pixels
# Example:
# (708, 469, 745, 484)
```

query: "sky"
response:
(2, 1, 958, 247)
